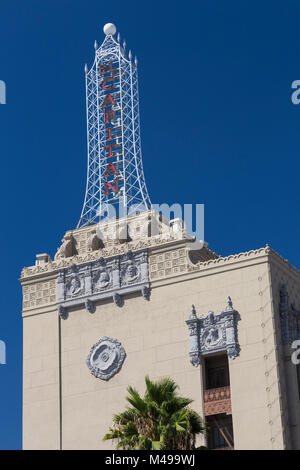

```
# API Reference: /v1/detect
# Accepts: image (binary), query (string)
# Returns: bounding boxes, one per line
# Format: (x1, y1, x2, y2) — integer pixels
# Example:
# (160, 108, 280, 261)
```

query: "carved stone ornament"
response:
(86, 336, 126, 380)
(56, 249, 150, 316)
(58, 304, 68, 320)
(280, 284, 300, 345)
(54, 233, 77, 260)
(85, 298, 95, 314)
(186, 297, 240, 366)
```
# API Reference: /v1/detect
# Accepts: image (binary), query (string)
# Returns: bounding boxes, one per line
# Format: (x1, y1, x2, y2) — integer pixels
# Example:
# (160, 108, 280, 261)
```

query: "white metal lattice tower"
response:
(77, 23, 151, 228)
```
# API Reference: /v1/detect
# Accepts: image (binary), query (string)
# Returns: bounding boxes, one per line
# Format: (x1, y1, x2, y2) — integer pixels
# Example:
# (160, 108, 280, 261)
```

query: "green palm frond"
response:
(103, 375, 205, 450)
(126, 386, 148, 414)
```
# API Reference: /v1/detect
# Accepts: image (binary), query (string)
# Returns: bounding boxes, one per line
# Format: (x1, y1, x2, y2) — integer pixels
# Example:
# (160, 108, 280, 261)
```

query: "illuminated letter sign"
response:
(101, 61, 122, 198)
(77, 28, 152, 228)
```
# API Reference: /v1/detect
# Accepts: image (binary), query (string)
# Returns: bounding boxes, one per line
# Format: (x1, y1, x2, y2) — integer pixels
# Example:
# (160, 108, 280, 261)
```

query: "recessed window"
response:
(205, 354, 230, 389)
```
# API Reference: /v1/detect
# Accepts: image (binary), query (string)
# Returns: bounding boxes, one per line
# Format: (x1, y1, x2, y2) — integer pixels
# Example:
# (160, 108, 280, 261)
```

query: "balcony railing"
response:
(204, 386, 231, 416)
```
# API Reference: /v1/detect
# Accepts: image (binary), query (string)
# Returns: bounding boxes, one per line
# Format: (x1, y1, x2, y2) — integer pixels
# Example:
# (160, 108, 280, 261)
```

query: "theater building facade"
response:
(20, 24, 300, 450)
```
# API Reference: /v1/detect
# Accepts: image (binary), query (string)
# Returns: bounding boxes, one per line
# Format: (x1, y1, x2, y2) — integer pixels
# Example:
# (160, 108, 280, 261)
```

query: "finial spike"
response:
(117, 33, 120, 43)
(190, 305, 197, 320)
(135, 56, 138, 66)
(123, 39, 126, 50)
(84, 63, 88, 73)
(225, 296, 234, 311)
(129, 50, 132, 60)
(94, 40, 98, 50)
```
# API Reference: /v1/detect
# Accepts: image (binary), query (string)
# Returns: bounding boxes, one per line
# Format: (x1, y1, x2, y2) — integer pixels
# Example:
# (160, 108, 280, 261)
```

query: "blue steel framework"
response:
(77, 25, 151, 228)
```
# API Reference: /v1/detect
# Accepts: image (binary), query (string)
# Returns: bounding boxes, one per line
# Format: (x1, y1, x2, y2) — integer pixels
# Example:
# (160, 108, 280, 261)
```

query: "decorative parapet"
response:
(279, 284, 300, 345)
(187, 246, 271, 273)
(186, 244, 300, 282)
(186, 298, 240, 366)
(21, 232, 187, 279)
(203, 386, 232, 416)
(56, 249, 149, 317)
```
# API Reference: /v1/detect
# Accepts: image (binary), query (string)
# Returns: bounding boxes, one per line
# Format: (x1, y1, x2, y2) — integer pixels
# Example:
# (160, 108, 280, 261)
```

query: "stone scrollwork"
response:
(86, 336, 126, 380)
(58, 304, 68, 320)
(186, 297, 240, 366)
(113, 292, 123, 307)
(141, 285, 150, 301)
(56, 249, 150, 317)
(85, 298, 95, 314)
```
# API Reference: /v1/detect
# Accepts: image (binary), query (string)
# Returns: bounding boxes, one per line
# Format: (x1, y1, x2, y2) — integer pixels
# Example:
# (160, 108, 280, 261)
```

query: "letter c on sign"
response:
(101, 77, 115, 91)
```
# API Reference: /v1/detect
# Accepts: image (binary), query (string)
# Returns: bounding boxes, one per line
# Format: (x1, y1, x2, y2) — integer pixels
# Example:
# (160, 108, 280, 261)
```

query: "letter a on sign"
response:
(102, 94, 116, 108)
(104, 162, 118, 177)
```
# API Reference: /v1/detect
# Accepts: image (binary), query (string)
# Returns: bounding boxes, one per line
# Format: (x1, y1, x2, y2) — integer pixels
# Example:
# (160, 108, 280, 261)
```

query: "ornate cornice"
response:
(186, 246, 270, 273)
(57, 249, 150, 315)
(186, 244, 300, 279)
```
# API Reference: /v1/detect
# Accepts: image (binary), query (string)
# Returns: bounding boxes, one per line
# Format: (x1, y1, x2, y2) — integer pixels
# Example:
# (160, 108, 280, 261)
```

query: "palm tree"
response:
(103, 375, 205, 450)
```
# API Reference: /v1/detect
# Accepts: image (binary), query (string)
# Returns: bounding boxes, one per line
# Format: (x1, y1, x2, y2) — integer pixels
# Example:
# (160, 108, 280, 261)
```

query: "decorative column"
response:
(186, 305, 200, 367)
(57, 271, 65, 302)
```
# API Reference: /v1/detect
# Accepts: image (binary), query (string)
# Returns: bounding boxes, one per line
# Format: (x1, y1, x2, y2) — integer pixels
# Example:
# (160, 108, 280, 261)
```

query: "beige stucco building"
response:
(20, 21, 300, 451)
(20, 212, 300, 450)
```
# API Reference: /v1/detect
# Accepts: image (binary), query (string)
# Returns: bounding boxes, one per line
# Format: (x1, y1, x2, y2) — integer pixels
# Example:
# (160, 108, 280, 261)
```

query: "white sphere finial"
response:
(103, 23, 116, 36)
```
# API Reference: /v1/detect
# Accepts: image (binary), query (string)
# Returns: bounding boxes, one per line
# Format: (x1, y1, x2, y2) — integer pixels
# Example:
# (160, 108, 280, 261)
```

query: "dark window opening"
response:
(206, 414, 234, 450)
(204, 354, 230, 390)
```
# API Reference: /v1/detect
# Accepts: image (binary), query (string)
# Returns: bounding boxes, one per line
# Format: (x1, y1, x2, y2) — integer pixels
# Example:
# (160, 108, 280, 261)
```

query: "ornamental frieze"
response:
(186, 297, 240, 366)
(57, 249, 149, 317)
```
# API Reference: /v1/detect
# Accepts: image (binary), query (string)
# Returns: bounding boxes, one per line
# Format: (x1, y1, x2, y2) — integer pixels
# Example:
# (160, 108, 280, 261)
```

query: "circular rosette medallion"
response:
(86, 336, 126, 380)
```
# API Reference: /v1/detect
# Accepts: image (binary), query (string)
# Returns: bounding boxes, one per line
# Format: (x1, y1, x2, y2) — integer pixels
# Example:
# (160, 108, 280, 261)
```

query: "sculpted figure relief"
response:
(97, 268, 110, 289)
(87, 229, 103, 252)
(55, 233, 77, 260)
(66, 274, 83, 297)
(56, 249, 150, 314)
(125, 261, 138, 282)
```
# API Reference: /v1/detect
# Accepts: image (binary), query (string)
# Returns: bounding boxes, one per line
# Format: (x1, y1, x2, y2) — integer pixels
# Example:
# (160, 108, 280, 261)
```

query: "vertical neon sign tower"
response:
(77, 23, 151, 228)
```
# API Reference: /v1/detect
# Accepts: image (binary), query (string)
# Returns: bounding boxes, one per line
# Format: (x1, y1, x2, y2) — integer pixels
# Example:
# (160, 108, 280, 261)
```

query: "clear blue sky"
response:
(0, 0, 300, 449)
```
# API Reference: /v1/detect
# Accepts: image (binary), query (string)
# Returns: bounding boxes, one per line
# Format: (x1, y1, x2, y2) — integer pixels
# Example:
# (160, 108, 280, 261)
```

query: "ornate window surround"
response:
(186, 297, 240, 367)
